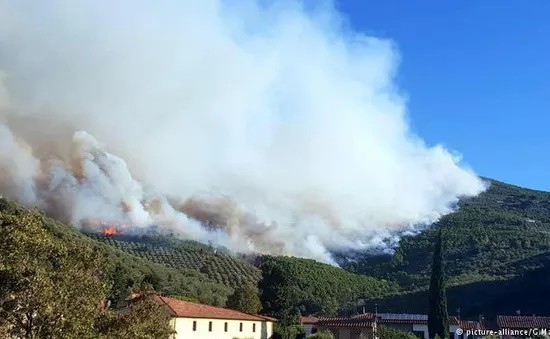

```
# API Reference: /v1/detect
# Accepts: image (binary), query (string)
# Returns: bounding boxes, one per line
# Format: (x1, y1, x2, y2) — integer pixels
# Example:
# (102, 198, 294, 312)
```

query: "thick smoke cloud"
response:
(0, 0, 486, 264)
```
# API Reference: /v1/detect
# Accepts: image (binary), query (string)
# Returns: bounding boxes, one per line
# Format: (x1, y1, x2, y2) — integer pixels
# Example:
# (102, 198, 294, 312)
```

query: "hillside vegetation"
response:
(344, 179, 550, 290)
(259, 255, 399, 319)
(344, 178, 550, 317)
(0, 198, 175, 338)
(4, 176, 550, 320)
(87, 234, 262, 289)
(0, 198, 231, 306)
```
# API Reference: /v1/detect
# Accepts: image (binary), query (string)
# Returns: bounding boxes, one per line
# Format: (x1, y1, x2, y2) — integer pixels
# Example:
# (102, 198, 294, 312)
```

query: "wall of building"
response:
(412, 324, 429, 339)
(171, 317, 273, 339)
(382, 323, 414, 332)
(304, 324, 318, 337)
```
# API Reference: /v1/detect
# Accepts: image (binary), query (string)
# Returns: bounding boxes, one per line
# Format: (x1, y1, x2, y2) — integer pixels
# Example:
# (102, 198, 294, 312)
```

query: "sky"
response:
(337, 0, 550, 191)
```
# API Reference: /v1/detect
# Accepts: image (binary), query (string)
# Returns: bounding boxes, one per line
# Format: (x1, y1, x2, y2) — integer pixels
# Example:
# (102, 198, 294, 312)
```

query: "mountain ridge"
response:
(2, 176, 549, 318)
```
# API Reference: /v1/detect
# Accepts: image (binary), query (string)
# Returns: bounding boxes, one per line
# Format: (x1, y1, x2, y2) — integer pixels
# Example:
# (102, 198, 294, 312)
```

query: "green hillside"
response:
(342, 178, 550, 317)
(259, 255, 399, 318)
(1, 197, 396, 317)
(344, 178, 550, 290)
(3, 176, 550, 319)
(0, 198, 232, 307)
(87, 234, 262, 289)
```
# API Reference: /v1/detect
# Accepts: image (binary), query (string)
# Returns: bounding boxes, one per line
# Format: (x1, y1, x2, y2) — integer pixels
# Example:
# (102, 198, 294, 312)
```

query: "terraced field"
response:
(87, 234, 262, 289)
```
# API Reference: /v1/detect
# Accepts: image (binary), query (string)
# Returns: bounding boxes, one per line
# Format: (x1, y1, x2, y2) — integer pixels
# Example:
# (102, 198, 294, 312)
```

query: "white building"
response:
(310, 313, 461, 339)
(121, 295, 275, 339)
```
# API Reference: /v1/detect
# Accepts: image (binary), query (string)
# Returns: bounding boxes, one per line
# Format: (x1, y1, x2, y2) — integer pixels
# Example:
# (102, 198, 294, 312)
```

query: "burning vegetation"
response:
(100, 227, 121, 237)
(81, 218, 128, 237)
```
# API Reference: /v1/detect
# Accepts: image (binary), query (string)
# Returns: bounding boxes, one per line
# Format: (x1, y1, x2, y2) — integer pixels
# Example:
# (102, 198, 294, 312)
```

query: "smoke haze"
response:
(0, 0, 486, 263)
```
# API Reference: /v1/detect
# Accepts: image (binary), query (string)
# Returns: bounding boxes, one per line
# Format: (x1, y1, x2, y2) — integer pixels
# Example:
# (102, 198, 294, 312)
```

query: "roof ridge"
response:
(157, 296, 177, 316)
(159, 295, 269, 321)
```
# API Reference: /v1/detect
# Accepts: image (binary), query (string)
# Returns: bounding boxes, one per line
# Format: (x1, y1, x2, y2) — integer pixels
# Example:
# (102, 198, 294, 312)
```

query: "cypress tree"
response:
(428, 226, 449, 339)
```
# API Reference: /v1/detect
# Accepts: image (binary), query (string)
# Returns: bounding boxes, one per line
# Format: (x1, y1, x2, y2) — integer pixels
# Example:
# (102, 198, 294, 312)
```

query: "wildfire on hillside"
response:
(81, 218, 128, 237)
(100, 227, 121, 236)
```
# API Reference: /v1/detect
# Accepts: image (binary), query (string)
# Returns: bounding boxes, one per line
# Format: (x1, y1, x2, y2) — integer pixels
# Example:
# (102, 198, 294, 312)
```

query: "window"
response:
(192, 321, 197, 331)
(224, 322, 228, 332)
(208, 321, 212, 332)
(253, 323, 256, 332)
(239, 322, 243, 332)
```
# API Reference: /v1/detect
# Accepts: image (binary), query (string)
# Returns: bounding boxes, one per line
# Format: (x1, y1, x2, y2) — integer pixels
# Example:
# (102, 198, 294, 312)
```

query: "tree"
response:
(0, 199, 175, 338)
(95, 286, 174, 339)
(226, 283, 262, 315)
(377, 326, 418, 339)
(309, 330, 335, 339)
(428, 227, 449, 339)
(0, 208, 110, 338)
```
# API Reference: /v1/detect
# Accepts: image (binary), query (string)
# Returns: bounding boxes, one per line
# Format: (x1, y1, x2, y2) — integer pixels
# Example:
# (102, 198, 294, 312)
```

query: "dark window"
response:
(450, 332, 455, 339)
(208, 321, 212, 332)
(192, 321, 197, 331)
(240, 322, 243, 332)
(224, 322, 228, 332)
(413, 331, 424, 339)
(312, 327, 318, 334)
(253, 323, 256, 332)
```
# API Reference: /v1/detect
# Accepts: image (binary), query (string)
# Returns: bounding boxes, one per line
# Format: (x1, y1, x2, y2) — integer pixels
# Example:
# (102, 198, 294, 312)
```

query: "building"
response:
(307, 313, 462, 339)
(120, 295, 275, 339)
(495, 315, 550, 339)
(300, 316, 320, 337)
(315, 313, 376, 339)
(378, 313, 461, 339)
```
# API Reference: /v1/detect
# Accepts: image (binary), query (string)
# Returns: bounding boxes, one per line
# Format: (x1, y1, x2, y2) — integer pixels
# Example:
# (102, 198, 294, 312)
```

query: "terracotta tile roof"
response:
(458, 320, 488, 331)
(257, 315, 278, 322)
(316, 313, 460, 328)
(300, 316, 319, 324)
(497, 315, 550, 329)
(317, 313, 376, 328)
(378, 314, 459, 325)
(125, 295, 273, 322)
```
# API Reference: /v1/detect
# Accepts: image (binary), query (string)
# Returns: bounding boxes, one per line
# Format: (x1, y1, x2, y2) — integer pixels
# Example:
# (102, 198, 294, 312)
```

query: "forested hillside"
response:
(259, 255, 399, 319)
(87, 234, 262, 289)
(343, 179, 550, 290)
(0, 198, 232, 307)
(4, 176, 550, 321)
(1, 197, 398, 318)
(342, 178, 550, 318)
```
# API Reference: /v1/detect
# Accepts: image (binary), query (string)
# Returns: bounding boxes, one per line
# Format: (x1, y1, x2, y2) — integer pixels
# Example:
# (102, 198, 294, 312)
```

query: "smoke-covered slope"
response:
(0, 0, 486, 265)
(342, 178, 550, 293)
(0, 197, 233, 306)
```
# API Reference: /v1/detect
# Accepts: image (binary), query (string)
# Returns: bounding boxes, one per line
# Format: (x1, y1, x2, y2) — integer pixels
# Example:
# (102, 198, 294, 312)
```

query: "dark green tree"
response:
(378, 326, 419, 339)
(0, 208, 110, 338)
(226, 283, 262, 315)
(428, 227, 449, 339)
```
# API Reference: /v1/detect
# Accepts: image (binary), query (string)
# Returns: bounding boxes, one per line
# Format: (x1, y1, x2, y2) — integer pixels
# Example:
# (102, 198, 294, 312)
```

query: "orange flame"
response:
(100, 227, 120, 236)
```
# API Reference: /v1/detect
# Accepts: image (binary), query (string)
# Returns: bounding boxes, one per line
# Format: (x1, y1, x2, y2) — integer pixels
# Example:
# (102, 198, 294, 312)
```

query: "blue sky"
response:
(337, 0, 550, 191)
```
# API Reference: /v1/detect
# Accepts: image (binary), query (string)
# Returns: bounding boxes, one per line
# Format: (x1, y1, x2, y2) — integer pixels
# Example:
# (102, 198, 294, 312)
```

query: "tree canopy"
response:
(0, 198, 173, 338)
(427, 227, 449, 339)
(259, 255, 398, 320)
(226, 283, 262, 315)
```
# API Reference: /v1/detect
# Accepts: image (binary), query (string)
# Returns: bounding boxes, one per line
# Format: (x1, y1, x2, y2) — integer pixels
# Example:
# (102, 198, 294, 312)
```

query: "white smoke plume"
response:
(0, 0, 486, 264)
